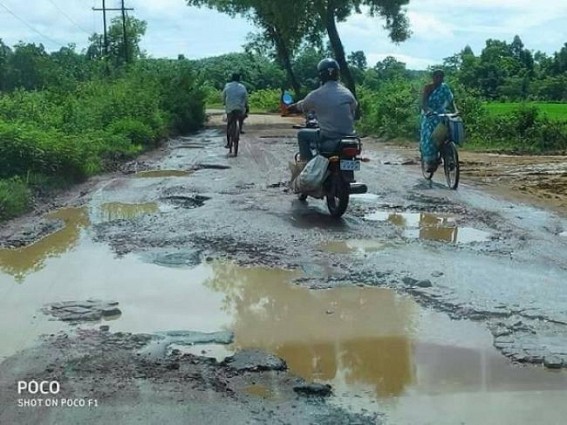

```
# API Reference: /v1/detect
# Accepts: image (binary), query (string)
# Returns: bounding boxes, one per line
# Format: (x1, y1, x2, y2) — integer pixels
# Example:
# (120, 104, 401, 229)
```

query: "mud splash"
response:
(365, 211, 491, 243)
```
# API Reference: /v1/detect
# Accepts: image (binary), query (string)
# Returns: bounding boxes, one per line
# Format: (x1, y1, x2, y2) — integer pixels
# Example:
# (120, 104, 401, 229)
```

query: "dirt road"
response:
(1, 112, 567, 425)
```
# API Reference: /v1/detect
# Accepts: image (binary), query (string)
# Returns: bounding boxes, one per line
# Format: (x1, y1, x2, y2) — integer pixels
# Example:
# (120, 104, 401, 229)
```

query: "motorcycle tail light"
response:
(342, 147, 359, 157)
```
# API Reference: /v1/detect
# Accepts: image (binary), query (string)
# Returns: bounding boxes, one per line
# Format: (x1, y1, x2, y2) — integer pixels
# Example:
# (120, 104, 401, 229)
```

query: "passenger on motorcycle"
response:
(286, 59, 358, 163)
(222, 73, 249, 148)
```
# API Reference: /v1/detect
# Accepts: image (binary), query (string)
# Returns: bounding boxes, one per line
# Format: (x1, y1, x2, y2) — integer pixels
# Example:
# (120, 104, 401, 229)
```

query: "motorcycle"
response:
(290, 115, 368, 218)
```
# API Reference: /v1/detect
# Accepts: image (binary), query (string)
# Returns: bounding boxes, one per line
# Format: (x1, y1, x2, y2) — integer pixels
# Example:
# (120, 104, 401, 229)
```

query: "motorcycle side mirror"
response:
(282, 93, 294, 105)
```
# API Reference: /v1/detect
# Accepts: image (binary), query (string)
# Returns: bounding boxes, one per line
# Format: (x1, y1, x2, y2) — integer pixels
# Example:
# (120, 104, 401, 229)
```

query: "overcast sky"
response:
(0, 0, 565, 70)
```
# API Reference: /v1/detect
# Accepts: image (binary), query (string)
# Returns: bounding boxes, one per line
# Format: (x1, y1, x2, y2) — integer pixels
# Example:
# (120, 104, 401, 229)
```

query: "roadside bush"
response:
(204, 84, 222, 107)
(468, 105, 567, 153)
(248, 89, 280, 113)
(358, 80, 420, 140)
(0, 177, 31, 221)
(108, 118, 156, 147)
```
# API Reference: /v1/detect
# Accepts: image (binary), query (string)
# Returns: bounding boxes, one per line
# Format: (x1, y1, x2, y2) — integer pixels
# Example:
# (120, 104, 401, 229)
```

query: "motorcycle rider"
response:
(286, 59, 358, 163)
(222, 72, 249, 147)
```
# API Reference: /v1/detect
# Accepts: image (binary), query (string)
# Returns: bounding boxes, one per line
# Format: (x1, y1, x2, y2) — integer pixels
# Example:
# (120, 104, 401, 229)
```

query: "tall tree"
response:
(87, 16, 147, 67)
(186, 0, 321, 97)
(310, 0, 411, 100)
(0, 39, 12, 91)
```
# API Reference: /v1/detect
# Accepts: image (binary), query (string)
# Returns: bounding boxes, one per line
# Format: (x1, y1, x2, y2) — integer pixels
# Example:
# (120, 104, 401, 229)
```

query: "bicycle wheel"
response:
(443, 141, 460, 190)
(227, 119, 238, 156)
(233, 120, 240, 157)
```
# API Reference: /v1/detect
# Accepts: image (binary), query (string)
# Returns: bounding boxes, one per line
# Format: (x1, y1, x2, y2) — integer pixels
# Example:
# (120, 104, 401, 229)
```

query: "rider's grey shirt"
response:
(222, 82, 248, 113)
(296, 81, 357, 139)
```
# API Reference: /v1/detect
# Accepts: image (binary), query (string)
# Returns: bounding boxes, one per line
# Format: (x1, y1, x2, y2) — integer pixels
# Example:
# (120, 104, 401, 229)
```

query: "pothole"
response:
(135, 170, 192, 178)
(4, 256, 567, 415)
(159, 195, 210, 209)
(364, 211, 491, 243)
(0, 207, 89, 281)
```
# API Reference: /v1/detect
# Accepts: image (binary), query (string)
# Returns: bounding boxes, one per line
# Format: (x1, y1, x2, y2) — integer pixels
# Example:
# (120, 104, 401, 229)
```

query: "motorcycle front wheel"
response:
(326, 174, 349, 218)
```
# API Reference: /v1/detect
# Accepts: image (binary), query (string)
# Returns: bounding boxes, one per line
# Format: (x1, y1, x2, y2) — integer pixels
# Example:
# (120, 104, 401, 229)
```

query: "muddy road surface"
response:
(1, 112, 567, 425)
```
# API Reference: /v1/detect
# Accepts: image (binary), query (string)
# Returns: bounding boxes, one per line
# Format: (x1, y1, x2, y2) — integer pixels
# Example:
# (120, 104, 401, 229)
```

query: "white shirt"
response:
(222, 82, 248, 113)
(297, 81, 357, 139)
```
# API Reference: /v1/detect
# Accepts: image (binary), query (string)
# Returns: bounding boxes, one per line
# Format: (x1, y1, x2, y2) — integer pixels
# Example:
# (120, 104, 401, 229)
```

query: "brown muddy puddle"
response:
(0, 204, 162, 281)
(135, 170, 192, 178)
(1, 211, 566, 424)
(365, 211, 491, 243)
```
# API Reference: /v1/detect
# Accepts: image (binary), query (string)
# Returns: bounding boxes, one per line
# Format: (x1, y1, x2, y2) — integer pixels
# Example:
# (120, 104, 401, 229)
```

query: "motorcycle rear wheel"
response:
(326, 175, 349, 218)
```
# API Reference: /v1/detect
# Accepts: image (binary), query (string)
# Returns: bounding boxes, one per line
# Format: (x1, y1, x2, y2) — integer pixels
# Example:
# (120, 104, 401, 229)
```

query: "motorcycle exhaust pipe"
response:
(349, 183, 368, 194)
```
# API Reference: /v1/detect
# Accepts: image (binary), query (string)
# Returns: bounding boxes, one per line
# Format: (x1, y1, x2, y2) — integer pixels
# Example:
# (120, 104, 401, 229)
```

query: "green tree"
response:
(187, 0, 321, 98)
(348, 50, 367, 70)
(191, 52, 284, 91)
(87, 16, 147, 67)
(374, 55, 407, 81)
(309, 0, 411, 100)
(0, 39, 13, 91)
(5, 42, 53, 90)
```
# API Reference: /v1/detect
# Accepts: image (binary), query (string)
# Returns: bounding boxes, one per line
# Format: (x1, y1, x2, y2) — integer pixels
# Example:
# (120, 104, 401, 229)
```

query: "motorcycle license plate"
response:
(340, 160, 360, 171)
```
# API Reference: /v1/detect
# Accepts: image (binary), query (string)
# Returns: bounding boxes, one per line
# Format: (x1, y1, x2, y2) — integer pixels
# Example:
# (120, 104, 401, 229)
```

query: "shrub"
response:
(108, 118, 156, 147)
(0, 177, 31, 221)
(248, 89, 280, 113)
(358, 80, 420, 140)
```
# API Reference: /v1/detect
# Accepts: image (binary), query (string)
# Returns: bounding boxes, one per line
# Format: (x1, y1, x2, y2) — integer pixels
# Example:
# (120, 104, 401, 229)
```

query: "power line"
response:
(0, 1, 66, 48)
(47, 0, 92, 36)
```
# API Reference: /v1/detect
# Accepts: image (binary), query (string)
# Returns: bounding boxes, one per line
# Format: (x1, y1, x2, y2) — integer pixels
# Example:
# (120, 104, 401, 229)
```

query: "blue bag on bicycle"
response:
(448, 116, 465, 146)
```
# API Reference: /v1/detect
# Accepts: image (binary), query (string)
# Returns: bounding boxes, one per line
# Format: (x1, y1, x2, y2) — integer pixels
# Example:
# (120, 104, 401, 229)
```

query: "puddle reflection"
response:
(0, 207, 89, 281)
(204, 263, 416, 398)
(365, 211, 491, 243)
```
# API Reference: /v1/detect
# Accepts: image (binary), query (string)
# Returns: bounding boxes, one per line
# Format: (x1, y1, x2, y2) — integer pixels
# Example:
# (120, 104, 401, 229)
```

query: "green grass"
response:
(485, 102, 567, 121)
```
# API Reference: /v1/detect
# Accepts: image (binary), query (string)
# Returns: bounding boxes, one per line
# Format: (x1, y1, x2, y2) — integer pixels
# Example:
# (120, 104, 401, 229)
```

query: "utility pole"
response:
(121, 0, 128, 64)
(93, 0, 134, 63)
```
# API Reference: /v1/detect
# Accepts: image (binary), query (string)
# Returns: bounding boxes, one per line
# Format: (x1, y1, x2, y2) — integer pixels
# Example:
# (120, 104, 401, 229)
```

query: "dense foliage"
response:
(0, 21, 206, 221)
(2, 8, 567, 222)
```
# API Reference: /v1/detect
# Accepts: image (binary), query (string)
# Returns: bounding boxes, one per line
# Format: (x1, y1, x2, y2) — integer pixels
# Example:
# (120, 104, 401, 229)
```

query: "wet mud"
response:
(2, 113, 567, 424)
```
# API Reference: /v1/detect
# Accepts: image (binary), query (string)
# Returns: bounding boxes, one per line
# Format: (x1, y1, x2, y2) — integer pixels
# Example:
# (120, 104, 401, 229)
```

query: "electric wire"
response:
(47, 0, 92, 36)
(0, 1, 66, 48)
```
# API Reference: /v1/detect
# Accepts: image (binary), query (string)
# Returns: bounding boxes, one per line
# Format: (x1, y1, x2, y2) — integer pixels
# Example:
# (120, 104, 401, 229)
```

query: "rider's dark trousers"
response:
(298, 129, 339, 161)
(298, 129, 319, 161)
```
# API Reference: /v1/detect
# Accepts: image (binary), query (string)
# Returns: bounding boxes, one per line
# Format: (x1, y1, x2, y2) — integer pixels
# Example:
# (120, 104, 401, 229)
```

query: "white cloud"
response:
(0, 0, 565, 69)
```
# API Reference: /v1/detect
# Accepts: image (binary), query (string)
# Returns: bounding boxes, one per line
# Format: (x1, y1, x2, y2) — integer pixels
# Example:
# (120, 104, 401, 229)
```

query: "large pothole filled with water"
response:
(365, 211, 492, 243)
(1, 207, 566, 424)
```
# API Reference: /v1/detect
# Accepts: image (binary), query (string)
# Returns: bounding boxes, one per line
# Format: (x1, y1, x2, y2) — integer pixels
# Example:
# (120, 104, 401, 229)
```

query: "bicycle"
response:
(420, 112, 461, 190)
(226, 110, 242, 157)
